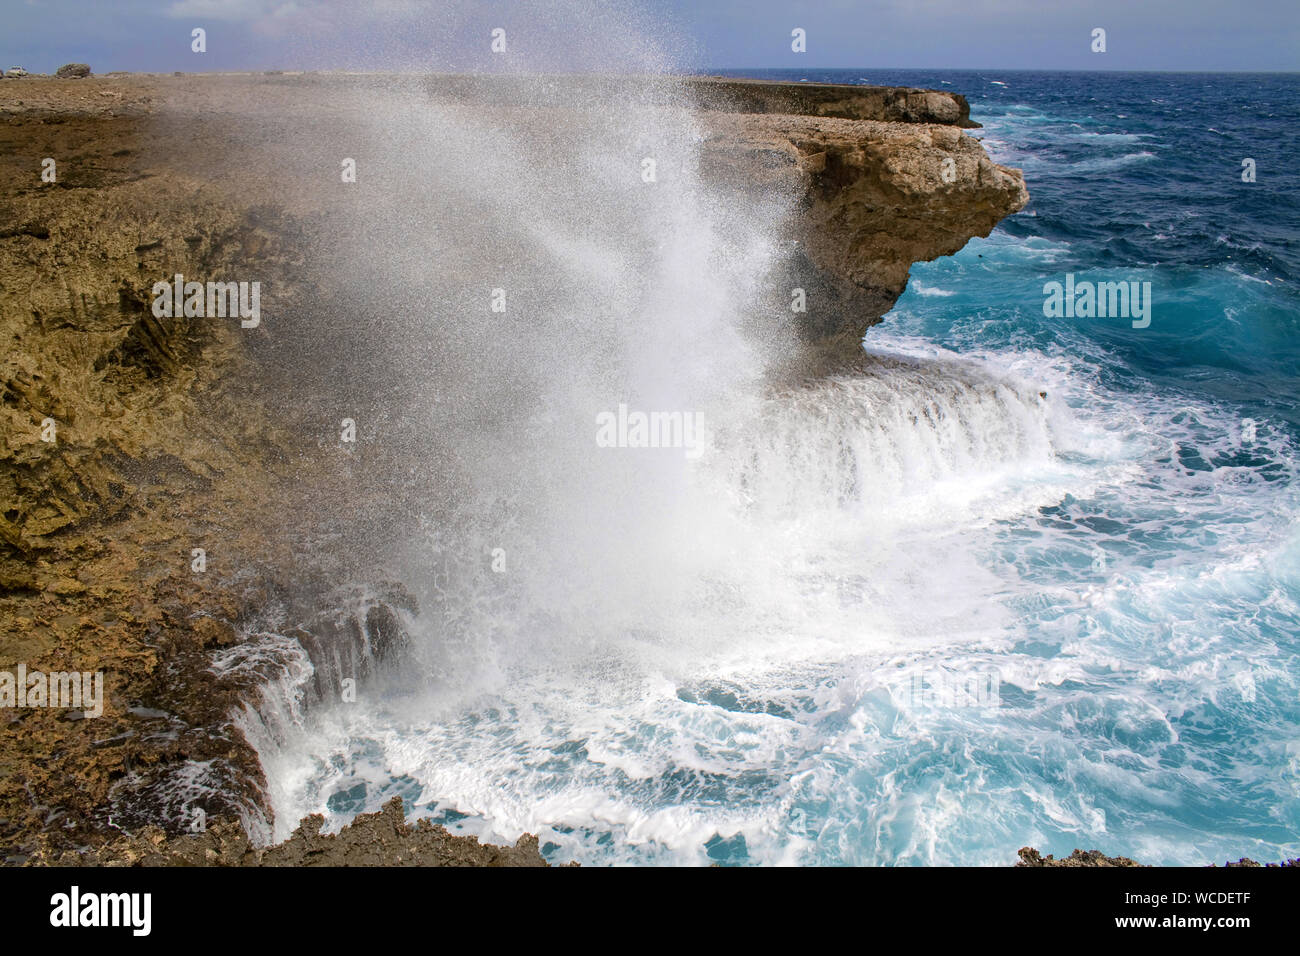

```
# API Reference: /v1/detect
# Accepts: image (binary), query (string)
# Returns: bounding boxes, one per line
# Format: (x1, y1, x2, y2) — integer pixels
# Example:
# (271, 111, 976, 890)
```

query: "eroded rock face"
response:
(0, 106, 302, 857)
(1016, 847, 1144, 867)
(1016, 847, 1300, 867)
(698, 112, 1028, 365)
(428, 73, 979, 127)
(27, 796, 555, 866)
(685, 76, 980, 127)
(424, 73, 1028, 365)
(0, 74, 1027, 863)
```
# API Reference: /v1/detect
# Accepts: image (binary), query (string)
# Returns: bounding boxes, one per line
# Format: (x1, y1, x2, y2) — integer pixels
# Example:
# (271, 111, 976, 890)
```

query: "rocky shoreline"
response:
(27, 796, 554, 866)
(1015, 848, 1299, 868)
(0, 72, 1032, 865)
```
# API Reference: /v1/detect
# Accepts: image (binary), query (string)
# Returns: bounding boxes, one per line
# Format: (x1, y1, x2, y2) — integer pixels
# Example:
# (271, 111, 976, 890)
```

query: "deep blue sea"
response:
(255, 70, 1300, 866)
(727, 68, 1300, 863)
(730, 69, 1300, 424)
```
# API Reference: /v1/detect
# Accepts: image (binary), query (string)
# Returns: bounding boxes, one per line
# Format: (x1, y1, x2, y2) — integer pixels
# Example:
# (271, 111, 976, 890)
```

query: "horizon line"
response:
(707, 66, 1300, 75)
(13, 66, 1298, 78)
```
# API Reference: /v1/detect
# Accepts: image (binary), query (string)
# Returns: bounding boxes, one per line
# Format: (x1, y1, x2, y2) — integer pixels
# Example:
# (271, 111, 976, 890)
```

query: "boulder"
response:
(55, 63, 91, 78)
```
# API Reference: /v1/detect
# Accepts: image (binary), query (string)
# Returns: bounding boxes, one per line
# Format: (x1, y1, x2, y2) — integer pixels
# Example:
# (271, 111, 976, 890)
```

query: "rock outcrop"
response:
(27, 796, 555, 866)
(698, 110, 1027, 362)
(1016, 847, 1300, 867)
(424, 73, 1027, 363)
(1016, 847, 1144, 867)
(429, 73, 980, 127)
(0, 73, 1026, 864)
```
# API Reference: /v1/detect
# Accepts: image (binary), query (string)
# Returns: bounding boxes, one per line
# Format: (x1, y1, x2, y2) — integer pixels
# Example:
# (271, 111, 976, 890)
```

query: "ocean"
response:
(248, 70, 1300, 866)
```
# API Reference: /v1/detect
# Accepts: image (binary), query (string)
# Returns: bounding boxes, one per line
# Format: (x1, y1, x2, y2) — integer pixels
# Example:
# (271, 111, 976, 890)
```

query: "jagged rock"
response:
(689, 76, 980, 127)
(418, 73, 1025, 365)
(55, 63, 92, 79)
(1017, 846, 1300, 867)
(289, 591, 414, 706)
(1017, 847, 1143, 867)
(699, 112, 1028, 364)
(431, 74, 980, 128)
(26, 797, 556, 867)
(1221, 857, 1300, 867)
(0, 72, 1024, 863)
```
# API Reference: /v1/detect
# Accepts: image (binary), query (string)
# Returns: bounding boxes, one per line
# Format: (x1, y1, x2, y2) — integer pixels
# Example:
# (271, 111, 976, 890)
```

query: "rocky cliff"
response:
(0, 73, 1026, 863)
(420, 73, 1028, 362)
(697, 106, 1026, 362)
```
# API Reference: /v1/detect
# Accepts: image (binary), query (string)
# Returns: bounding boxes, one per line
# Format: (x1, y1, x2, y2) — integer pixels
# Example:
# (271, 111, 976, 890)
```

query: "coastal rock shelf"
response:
(0, 73, 1025, 862)
(698, 109, 1027, 359)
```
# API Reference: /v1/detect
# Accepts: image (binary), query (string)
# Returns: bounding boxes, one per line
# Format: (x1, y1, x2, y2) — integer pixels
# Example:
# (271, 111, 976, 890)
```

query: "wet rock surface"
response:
(1017, 847, 1144, 867)
(27, 796, 556, 866)
(0, 73, 1026, 864)
(1017, 847, 1300, 867)
(698, 110, 1027, 365)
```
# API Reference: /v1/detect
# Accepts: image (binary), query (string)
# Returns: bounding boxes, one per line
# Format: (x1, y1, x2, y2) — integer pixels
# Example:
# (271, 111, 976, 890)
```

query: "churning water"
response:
(240, 55, 1300, 864)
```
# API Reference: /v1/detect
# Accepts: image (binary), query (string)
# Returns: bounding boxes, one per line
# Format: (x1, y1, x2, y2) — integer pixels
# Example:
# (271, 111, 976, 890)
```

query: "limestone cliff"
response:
(0, 73, 1026, 862)
(697, 108, 1027, 361)
(424, 73, 1029, 360)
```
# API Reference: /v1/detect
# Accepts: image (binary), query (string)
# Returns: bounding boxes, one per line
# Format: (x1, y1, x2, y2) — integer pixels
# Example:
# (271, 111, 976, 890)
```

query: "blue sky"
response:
(3, 0, 1298, 74)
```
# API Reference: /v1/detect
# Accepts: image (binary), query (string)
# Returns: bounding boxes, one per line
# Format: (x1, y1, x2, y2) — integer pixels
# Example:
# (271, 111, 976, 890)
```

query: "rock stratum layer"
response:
(1, 73, 1026, 865)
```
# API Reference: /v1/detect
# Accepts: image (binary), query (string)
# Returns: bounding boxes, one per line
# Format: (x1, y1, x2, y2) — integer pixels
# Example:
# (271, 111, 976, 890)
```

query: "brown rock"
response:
(0, 72, 1025, 864)
(27, 797, 557, 867)
(698, 111, 1028, 365)
(1017, 846, 1143, 867)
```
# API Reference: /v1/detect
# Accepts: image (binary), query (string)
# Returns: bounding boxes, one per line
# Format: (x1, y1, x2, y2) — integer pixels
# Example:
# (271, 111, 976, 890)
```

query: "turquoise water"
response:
(257, 71, 1300, 865)
(824, 69, 1300, 864)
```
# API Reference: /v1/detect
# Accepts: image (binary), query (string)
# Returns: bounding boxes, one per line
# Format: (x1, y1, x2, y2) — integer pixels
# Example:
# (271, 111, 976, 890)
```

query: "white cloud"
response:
(166, 0, 289, 21)
(166, 0, 434, 20)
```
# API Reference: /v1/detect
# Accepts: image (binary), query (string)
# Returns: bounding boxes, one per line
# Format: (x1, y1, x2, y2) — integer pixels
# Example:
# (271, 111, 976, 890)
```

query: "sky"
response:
(2, 0, 1298, 75)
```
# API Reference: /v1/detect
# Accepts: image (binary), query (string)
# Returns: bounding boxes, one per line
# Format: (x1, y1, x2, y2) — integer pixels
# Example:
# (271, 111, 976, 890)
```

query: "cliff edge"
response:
(1, 73, 1026, 864)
